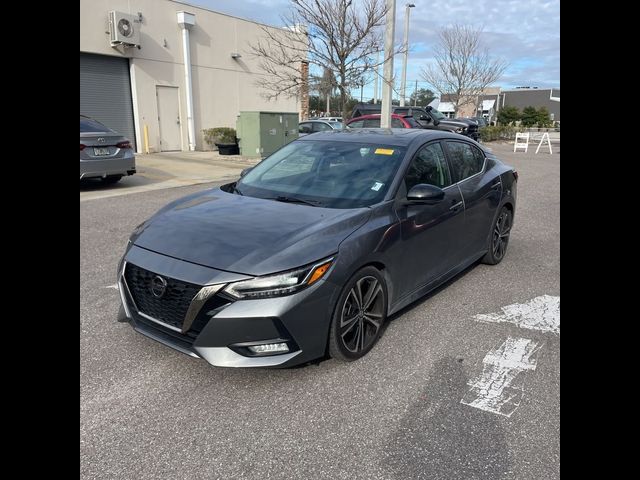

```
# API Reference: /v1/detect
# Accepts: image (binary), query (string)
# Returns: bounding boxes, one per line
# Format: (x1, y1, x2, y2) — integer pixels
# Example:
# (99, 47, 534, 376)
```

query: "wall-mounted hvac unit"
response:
(109, 11, 140, 48)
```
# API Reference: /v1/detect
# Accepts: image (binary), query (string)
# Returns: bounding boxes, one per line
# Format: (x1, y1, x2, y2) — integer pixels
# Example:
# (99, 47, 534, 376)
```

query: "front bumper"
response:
(118, 245, 341, 368)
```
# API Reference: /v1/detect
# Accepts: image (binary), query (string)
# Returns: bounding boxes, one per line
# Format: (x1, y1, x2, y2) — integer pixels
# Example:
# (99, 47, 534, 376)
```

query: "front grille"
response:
(124, 263, 201, 330)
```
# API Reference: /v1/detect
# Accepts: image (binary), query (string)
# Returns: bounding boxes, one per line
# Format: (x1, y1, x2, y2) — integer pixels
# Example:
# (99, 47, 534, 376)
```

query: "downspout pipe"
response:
(177, 11, 196, 151)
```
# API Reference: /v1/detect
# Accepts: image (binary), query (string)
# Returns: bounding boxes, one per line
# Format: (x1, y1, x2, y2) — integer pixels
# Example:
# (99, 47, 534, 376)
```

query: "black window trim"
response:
(441, 140, 487, 188)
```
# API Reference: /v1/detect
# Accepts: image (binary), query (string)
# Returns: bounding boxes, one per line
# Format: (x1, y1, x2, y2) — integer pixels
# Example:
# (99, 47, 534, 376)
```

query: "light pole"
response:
(381, 0, 396, 128)
(399, 3, 415, 107)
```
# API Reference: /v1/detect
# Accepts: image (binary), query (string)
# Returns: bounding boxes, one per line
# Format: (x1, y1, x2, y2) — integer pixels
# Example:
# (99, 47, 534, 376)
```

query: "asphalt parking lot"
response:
(80, 143, 559, 480)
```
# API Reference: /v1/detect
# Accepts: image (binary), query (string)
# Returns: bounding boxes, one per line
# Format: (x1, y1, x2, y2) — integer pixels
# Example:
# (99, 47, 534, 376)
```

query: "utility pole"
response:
(413, 79, 418, 106)
(373, 50, 379, 104)
(399, 3, 415, 107)
(381, 0, 396, 128)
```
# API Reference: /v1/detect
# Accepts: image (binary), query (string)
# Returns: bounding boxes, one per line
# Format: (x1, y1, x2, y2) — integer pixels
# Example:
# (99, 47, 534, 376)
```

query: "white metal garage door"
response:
(80, 53, 136, 150)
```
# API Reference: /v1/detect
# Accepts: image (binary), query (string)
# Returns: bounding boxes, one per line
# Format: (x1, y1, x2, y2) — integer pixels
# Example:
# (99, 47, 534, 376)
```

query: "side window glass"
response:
(391, 118, 404, 128)
(313, 122, 332, 132)
(404, 143, 451, 191)
(363, 118, 381, 128)
(348, 120, 364, 128)
(446, 142, 483, 182)
(299, 123, 312, 134)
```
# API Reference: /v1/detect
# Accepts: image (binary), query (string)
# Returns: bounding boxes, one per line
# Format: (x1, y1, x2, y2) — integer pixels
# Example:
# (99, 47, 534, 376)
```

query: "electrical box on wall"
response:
(109, 11, 141, 48)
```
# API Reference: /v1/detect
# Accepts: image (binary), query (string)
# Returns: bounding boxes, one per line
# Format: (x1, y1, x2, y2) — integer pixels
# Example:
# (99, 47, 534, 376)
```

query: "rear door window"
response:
(444, 141, 485, 182)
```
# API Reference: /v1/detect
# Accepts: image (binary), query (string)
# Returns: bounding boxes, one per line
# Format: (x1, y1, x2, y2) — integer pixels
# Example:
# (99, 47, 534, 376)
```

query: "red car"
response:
(346, 113, 423, 129)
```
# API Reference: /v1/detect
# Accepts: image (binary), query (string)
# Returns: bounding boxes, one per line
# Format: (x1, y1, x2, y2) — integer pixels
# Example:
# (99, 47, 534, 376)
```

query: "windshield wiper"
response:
(270, 195, 322, 207)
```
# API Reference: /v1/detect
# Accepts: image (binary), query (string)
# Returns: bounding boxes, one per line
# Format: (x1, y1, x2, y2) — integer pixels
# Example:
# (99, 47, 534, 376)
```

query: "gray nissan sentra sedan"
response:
(80, 115, 136, 183)
(117, 129, 517, 368)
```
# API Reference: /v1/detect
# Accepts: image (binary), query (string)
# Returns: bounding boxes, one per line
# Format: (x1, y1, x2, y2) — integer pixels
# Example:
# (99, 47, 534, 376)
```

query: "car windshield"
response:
(404, 117, 422, 128)
(237, 140, 407, 209)
(80, 117, 113, 133)
(429, 108, 446, 120)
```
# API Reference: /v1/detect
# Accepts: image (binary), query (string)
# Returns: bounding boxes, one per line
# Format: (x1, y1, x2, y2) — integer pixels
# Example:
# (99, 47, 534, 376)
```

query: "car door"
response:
(394, 141, 466, 295)
(443, 140, 502, 258)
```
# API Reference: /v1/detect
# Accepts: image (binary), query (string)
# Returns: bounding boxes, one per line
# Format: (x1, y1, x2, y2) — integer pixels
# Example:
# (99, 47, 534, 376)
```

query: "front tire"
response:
(482, 206, 513, 265)
(328, 266, 388, 362)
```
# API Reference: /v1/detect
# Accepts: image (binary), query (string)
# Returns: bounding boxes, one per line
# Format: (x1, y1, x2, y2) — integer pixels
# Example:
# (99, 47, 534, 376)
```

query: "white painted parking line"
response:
(474, 295, 560, 335)
(461, 337, 542, 417)
(103, 284, 119, 290)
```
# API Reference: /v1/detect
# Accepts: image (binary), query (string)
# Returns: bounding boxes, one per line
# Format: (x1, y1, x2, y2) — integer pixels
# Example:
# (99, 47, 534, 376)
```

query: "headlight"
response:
(223, 257, 335, 299)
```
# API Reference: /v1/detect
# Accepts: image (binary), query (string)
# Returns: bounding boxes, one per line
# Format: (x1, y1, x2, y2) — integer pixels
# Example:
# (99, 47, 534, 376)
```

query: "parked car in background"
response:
(456, 116, 488, 128)
(80, 115, 136, 183)
(299, 119, 343, 136)
(351, 103, 478, 140)
(323, 117, 343, 122)
(117, 129, 517, 368)
(346, 114, 422, 129)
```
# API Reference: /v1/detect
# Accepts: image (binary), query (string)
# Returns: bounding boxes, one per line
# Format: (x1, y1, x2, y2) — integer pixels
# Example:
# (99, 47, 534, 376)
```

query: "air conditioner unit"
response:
(109, 11, 140, 47)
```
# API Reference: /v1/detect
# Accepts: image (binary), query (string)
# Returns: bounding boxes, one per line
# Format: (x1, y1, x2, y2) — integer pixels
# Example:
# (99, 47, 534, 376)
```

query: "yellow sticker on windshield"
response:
(375, 148, 394, 155)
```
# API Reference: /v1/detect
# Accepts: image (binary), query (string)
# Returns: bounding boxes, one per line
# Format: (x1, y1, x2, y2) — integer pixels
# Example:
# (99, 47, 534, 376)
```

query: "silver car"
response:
(298, 119, 343, 137)
(80, 115, 136, 183)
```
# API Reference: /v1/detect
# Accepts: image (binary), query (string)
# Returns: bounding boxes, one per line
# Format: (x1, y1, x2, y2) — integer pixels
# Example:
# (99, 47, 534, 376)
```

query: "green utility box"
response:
(236, 111, 299, 158)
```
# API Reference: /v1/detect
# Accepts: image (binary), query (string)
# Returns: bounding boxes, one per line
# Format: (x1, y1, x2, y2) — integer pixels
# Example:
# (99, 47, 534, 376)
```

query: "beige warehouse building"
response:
(80, 0, 301, 153)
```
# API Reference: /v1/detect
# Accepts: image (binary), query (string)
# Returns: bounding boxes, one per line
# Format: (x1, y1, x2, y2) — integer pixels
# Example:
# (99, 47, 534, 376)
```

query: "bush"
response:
(203, 127, 237, 148)
(520, 106, 539, 127)
(480, 125, 525, 142)
(497, 106, 520, 125)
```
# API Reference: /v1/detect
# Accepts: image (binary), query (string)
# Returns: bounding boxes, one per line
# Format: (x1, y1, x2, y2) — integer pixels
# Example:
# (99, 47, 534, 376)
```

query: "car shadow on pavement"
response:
(385, 259, 481, 326)
(380, 356, 512, 480)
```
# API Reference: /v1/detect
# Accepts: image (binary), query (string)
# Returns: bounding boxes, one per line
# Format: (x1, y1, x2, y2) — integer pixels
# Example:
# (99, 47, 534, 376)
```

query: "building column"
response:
(177, 11, 196, 151)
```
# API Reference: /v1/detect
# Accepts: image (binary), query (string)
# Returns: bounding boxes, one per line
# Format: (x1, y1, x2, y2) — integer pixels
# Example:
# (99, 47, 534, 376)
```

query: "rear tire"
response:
(328, 266, 388, 362)
(102, 175, 122, 184)
(482, 206, 513, 265)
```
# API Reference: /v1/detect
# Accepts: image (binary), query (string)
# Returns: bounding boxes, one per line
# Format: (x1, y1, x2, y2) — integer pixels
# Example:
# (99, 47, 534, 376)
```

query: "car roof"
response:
(296, 128, 465, 147)
(348, 113, 407, 121)
(302, 119, 336, 123)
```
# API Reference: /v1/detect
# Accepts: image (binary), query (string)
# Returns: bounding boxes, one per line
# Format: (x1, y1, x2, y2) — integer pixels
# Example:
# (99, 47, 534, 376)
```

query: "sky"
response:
(180, 0, 560, 100)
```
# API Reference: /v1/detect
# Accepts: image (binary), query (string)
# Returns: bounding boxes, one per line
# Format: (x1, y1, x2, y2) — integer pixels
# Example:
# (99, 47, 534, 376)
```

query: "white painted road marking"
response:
(104, 284, 119, 290)
(461, 337, 541, 417)
(474, 295, 560, 335)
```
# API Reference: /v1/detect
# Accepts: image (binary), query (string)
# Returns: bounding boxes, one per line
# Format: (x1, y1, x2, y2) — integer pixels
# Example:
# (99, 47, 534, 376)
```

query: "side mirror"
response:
(406, 184, 445, 204)
(240, 167, 253, 178)
(419, 115, 429, 121)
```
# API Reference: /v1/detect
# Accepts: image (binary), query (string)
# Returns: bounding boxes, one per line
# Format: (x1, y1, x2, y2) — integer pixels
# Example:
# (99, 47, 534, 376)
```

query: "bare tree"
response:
(421, 25, 507, 116)
(250, 0, 390, 121)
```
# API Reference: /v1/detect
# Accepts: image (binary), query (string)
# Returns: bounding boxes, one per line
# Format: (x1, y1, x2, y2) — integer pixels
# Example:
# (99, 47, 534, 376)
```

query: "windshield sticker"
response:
(371, 182, 384, 191)
(375, 148, 394, 155)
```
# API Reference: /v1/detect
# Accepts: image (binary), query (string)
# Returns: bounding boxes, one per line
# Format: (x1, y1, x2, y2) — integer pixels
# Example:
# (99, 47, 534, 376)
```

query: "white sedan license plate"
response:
(93, 147, 110, 156)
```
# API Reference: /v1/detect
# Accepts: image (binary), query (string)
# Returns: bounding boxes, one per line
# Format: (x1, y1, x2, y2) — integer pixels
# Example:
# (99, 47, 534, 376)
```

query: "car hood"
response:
(439, 118, 474, 129)
(131, 188, 371, 276)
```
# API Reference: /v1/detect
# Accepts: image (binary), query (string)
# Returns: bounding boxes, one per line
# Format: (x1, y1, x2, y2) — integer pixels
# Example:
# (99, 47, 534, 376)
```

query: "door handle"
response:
(449, 200, 463, 211)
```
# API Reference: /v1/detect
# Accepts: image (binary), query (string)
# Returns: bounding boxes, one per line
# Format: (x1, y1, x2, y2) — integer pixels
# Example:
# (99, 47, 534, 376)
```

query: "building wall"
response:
(499, 89, 560, 122)
(80, 0, 300, 152)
